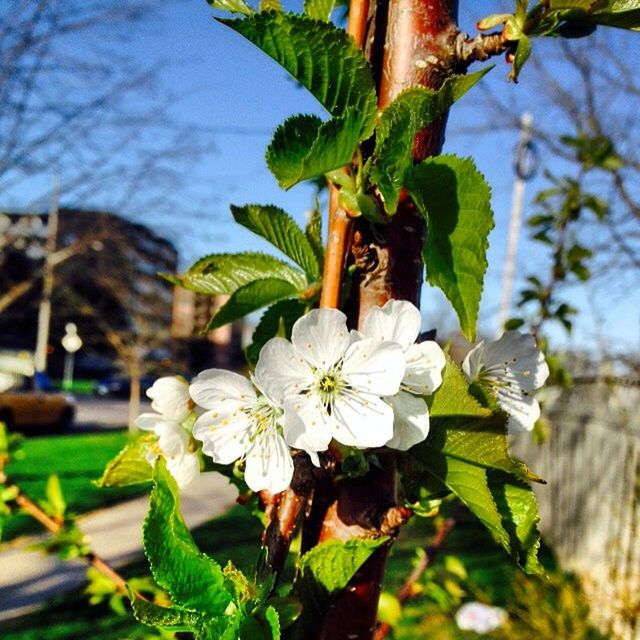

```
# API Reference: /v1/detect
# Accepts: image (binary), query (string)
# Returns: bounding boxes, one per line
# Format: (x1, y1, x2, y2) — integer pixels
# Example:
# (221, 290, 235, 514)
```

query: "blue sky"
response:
(2, 1, 639, 356)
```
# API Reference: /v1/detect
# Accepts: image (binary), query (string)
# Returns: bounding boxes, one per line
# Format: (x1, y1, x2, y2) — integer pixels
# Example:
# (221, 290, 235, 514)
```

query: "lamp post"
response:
(61, 323, 82, 391)
(497, 112, 538, 337)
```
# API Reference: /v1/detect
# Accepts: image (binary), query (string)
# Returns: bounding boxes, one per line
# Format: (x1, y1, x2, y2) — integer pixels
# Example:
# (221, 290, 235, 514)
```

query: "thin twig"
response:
(10, 486, 132, 596)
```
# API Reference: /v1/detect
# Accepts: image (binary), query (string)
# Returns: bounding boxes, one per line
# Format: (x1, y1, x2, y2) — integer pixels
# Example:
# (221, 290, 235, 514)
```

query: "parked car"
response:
(0, 382, 76, 433)
(93, 374, 156, 399)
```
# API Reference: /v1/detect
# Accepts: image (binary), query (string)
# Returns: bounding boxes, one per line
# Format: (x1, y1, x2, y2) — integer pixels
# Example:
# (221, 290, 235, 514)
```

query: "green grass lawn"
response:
(3, 431, 147, 540)
(2, 499, 605, 640)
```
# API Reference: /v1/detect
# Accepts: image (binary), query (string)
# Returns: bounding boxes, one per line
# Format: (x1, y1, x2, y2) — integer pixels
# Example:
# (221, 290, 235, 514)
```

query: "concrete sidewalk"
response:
(0, 472, 237, 621)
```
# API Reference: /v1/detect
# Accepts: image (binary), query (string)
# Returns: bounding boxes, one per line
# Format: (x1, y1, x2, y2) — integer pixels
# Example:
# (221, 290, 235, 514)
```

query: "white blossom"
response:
(360, 300, 446, 450)
(189, 369, 293, 494)
(255, 308, 406, 455)
(455, 602, 507, 634)
(462, 331, 550, 433)
(145, 420, 200, 488)
(135, 376, 199, 488)
(136, 376, 191, 431)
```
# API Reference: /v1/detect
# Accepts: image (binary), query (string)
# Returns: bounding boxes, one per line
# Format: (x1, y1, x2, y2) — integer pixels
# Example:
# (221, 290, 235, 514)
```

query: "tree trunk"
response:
(314, 2, 460, 638)
(128, 352, 142, 433)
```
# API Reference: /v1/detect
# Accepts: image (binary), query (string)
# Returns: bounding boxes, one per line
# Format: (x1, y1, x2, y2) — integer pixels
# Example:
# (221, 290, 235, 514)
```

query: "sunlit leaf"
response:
(407, 155, 493, 342)
(94, 435, 154, 487)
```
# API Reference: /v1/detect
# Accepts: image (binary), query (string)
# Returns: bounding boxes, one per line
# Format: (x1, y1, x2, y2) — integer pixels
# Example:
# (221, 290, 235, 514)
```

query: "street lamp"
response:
(61, 322, 82, 391)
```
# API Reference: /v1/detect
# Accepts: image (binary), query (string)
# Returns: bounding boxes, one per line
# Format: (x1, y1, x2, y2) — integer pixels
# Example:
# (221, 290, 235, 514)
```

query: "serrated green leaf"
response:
(45, 474, 66, 519)
(94, 435, 154, 488)
(293, 537, 388, 636)
(221, 13, 375, 120)
(246, 298, 307, 365)
(407, 155, 494, 342)
(260, 0, 282, 11)
(303, 0, 335, 20)
(545, 0, 640, 30)
(304, 208, 324, 269)
(221, 13, 376, 187)
(266, 108, 367, 188)
(171, 252, 308, 296)
(231, 205, 320, 279)
(208, 0, 254, 15)
(143, 460, 232, 616)
(265, 605, 281, 639)
(131, 595, 203, 632)
(411, 415, 543, 573)
(206, 278, 299, 331)
(428, 357, 491, 418)
(371, 69, 492, 214)
(489, 471, 543, 574)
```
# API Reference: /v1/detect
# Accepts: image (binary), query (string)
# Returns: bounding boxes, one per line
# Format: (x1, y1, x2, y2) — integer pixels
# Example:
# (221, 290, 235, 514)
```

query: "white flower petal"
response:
(498, 391, 541, 433)
(166, 453, 200, 489)
(456, 602, 507, 634)
(361, 300, 421, 350)
(331, 393, 394, 448)
(147, 376, 191, 422)
(385, 392, 430, 451)
(193, 409, 253, 464)
(402, 341, 446, 396)
(291, 308, 350, 369)
(189, 369, 256, 410)
(254, 337, 313, 405)
(155, 420, 189, 458)
(342, 339, 405, 396)
(244, 430, 294, 493)
(462, 340, 486, 383)
(283, 394, 333, 454)
(484, 331, 549, 391)
(136, 412, 161, 431)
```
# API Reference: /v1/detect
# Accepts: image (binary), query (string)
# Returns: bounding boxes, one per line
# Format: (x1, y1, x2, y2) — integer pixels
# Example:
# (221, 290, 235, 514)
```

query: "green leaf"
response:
(266, 108, 368, 189)
(407, 155, 494, 342)
(260, 0, 282, 11)
(303, 0, 335, 20)
(45, 474, 66, 519)
(415, 414, 542, 483)
(94, 435, 154, 488)
(131, 595, 203, 632)
(304, 208, 324, 269)
(411, 415, 543, 574)
(371, 69, 492, 214)
(206, 278, 299, 331)
(208, 0, 254, 16)
(294, 537, 389, 635)
(221, 13, 377, 188)
(265, 606, 281, 639)
(510, 35, 532, 81)
(489, 471, 543, 575)
(231, 205, 320, 279)
(170, 252, 307, 296)
(428, 357, 491, 418)
(546, 0, 640, 30)
(246, 298, 307, 365)
(143, 460, 232, 615)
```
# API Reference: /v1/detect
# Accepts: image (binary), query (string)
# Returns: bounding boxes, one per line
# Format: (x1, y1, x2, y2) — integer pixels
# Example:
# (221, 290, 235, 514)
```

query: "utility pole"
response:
(497, 112, 537, 337)
(34, 175, 59, 389)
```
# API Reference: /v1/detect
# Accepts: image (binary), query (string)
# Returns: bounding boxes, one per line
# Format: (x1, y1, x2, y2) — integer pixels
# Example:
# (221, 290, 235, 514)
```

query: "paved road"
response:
(72, 396, 150, 431)
(0, 471, 238, 621)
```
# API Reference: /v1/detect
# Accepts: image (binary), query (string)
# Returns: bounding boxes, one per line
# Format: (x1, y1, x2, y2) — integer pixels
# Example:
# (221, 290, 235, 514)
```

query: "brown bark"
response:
(314, 2, 460, 638)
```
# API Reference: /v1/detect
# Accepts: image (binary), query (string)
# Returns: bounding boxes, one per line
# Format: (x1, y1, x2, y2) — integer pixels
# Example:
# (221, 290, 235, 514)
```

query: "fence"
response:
(511, 376, 640, 639)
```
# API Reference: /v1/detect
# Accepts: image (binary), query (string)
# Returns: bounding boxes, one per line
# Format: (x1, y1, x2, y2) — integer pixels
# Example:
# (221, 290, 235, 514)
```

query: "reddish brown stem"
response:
(314, 2, 460, 638)
(12, 488, 131, 597)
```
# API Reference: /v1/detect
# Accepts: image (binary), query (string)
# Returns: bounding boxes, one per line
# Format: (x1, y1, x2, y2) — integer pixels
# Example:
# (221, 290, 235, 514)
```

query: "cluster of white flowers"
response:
(138, 301, 445, 492)
(136, 303, 548, 493)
